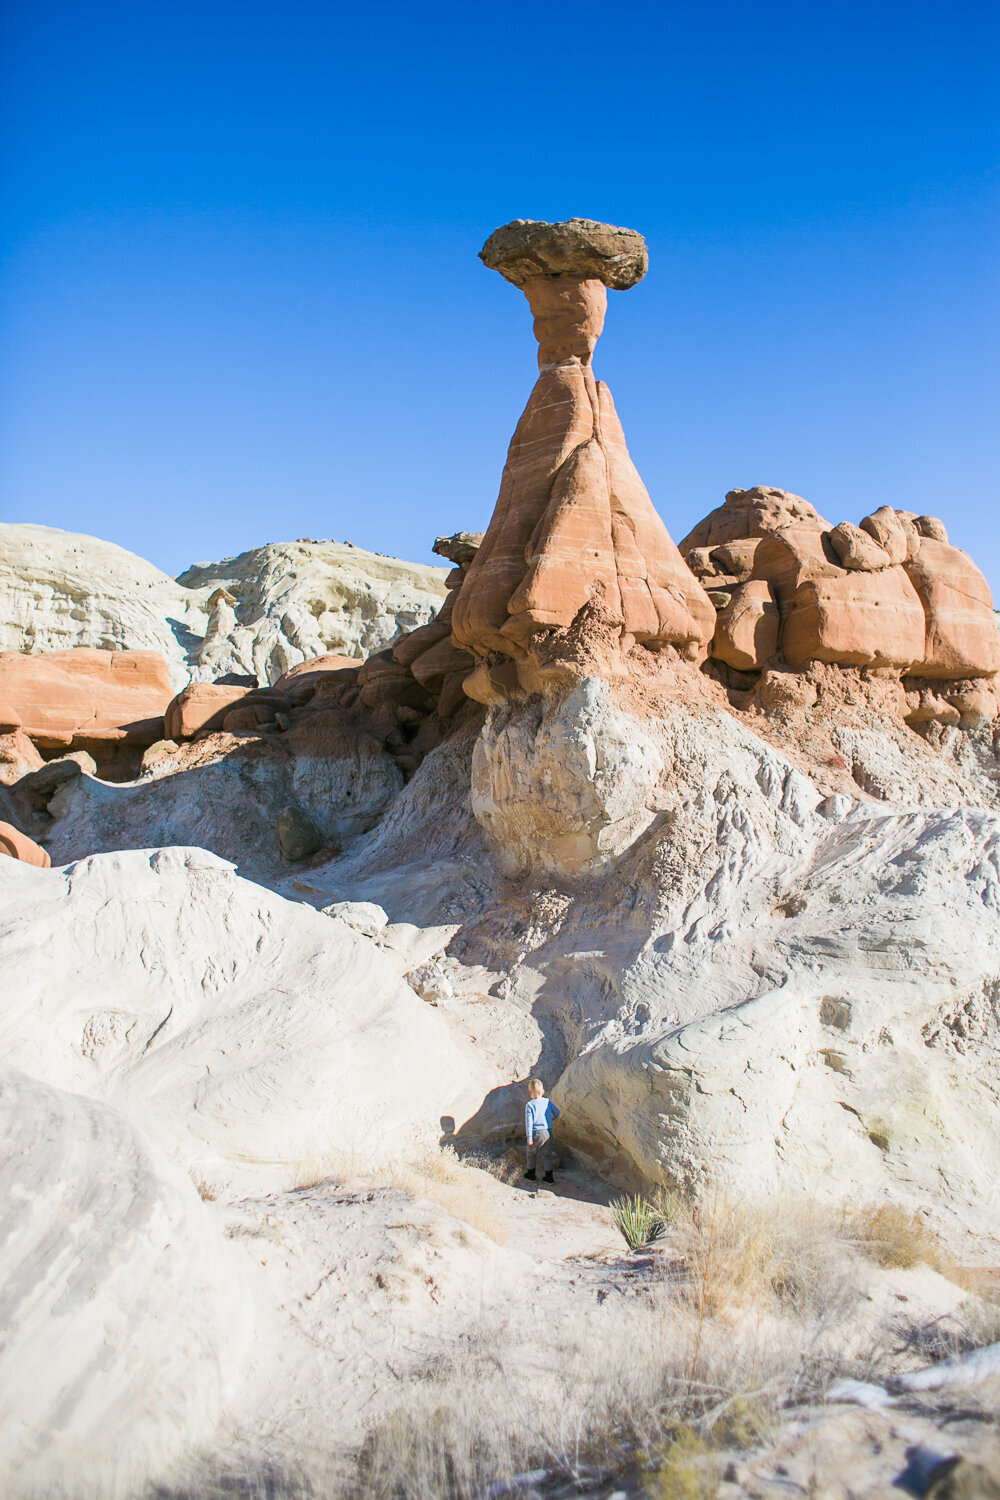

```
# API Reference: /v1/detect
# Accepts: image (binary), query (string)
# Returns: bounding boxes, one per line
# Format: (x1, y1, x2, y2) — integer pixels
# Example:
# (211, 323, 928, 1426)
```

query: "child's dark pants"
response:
(527, 1127, 553, 1174)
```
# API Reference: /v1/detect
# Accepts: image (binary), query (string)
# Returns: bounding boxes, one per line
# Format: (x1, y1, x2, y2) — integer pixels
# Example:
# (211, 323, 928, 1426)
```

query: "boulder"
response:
(357, 650, 432, 711)
(432, 532, 484, 567)
(392, 615, 452, 668)
(902, 536, 1000, 680)
(712, 579, 780, 671)
(164, 682, 250, 740)
(679, 486, 831, 556)
(710, 537, 762, 580)
(408, 635, 473, 690)
(0, 729, 43, 786)
(276, 805, 324, 862)
(0, 821, 50, 867)
(272, 654, 361, 693)
(0, 647, 171, 749)
(752, 529, 926, 670)
(859, 506, 908, 565)
(479, 217, 648, 291)
(16, 754, 96, 813)
(828, 521, 893, 572)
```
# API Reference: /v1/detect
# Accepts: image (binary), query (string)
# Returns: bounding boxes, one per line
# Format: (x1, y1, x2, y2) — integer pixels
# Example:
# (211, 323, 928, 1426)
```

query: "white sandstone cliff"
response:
(0, 523, 448, 690)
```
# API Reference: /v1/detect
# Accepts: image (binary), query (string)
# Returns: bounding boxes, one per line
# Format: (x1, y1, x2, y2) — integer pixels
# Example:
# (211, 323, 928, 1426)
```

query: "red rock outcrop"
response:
(389, 533, 479, 717)
(0, 820, 50, 867)
(163, 682, 304, 741)
(0, 730, 44, 787)
(901, 531, 1000, 679)
(452, 219, 715, 702)
(752, 527, 927, 670)
(680, 489, 999, 724)
(681, 485, 831, 562)
(0, 649, 172, 751)
(272, 654, 360, 693)
(164, 683, 251, 741)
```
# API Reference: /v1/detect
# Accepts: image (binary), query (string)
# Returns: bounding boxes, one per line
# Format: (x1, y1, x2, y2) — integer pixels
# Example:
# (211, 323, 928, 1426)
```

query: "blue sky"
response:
(2, 0, 998, 592)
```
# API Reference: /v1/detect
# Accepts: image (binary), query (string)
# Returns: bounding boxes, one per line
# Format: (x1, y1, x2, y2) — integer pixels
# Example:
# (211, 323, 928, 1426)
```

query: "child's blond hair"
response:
(528, 1078, 545, 1096)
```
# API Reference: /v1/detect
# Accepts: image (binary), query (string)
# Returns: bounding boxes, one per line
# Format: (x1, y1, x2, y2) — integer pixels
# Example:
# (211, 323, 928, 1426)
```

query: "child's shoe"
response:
(523, 1168, 536, 1181)
(543, 1171, 555, 1184)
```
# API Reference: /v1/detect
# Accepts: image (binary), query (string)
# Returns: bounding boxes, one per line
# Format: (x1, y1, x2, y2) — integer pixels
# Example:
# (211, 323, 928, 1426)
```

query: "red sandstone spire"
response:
(451, 218, 716, 702)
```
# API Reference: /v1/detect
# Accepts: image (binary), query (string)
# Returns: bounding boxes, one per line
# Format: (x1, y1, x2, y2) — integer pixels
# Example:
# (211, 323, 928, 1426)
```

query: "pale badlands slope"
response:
(4, 525, 1000, 1492)
(0, 523, 448, 690)
(5, 700, 1000, 1495)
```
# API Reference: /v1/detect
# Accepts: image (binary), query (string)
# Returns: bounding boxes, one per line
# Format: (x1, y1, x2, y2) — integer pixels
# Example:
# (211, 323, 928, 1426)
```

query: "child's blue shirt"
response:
(525, 1096, 559, 1140)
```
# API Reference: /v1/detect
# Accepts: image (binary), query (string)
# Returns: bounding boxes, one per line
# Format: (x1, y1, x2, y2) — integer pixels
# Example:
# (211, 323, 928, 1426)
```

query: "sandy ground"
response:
(145, 1146, 1000, 1500)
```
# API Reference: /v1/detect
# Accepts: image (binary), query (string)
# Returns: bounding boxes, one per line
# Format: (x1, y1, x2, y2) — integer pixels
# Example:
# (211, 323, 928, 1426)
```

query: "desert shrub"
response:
(611, 1194, 671, 1251)
(345, 1289, 816, 1500)
(710, 1393, 774, 1451)
(671, 1195, 859, 1323)
(179, 1190, 946, 1499)
(644, 1426, 720, 1500)
(458, 1147, 523, 1186)
(356, 1401, 500, 1500)
(845, 1203, 949, 1271)
(653, 1188, 682, 1225)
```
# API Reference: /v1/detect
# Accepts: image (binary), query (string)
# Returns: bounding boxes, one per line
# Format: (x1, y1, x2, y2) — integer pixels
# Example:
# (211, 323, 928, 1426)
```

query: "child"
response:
(524, 1077, 559, 1184)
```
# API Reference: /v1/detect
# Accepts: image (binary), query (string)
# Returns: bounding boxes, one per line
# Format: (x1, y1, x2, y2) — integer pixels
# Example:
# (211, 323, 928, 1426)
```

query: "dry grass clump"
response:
(292, 1150, 359, 1190)
(843, 1202, 951, 1271)
(290, 1145, 512, 1243)
(669, 1194, 861, 1324)
(173, 1187, 983, 1499)
(456, 1145, 524, 1186)
(345, 1250, 852, 1500)
(374, 1147, 510, 1244)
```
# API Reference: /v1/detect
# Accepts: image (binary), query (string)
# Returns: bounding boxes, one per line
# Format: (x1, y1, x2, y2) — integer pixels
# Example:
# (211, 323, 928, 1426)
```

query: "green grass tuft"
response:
(611, 1193, 674, 1251)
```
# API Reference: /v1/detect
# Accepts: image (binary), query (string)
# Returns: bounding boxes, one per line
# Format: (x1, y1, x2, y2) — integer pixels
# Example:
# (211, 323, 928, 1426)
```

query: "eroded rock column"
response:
(453, 219, 711, 874)
(453, 218, 715, 703)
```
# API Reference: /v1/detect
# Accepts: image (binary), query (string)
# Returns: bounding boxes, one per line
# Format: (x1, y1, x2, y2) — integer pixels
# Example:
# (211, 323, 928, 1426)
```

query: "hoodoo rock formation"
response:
(451, 219, 718, 874)
(5, 215, 1000, 1498)
(453, 219, 715, 704)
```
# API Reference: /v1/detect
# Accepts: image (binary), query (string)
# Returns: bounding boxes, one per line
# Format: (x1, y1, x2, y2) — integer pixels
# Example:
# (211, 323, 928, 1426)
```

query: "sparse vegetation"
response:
(667, 1194, 862, 1325)
(460, 1146, 524, 1186)
(165, 1185, 999, 1500)
(374, 1146, 510, 1244)
(611, 1193, 673, 1251)
(292, 1145, 514, 1243)
(844, 1201, 950, 1271)
(644, 1426, 720, 1500)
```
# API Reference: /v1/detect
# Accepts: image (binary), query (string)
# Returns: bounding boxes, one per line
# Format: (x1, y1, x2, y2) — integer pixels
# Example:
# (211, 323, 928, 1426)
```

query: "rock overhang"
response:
(479, 217, 648, 290)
